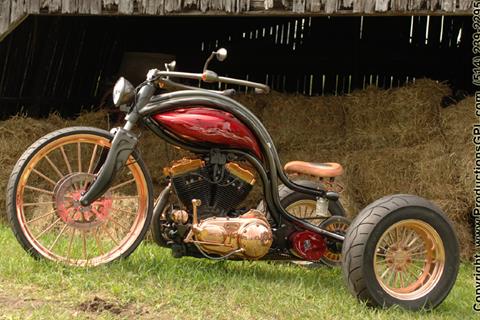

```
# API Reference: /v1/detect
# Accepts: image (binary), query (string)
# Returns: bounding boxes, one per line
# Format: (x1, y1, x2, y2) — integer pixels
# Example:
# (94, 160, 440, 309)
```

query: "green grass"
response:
(0, 225, 476, 320)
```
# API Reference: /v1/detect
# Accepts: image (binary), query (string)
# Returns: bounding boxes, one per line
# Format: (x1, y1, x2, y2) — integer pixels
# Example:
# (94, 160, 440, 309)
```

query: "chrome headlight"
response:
(112, 77, 135, 107)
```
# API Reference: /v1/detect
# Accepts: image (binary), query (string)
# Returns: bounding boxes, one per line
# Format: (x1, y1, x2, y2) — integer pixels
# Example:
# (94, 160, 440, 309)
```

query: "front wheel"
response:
(6, 127, 153, 267)
(342, 194, 459, 310)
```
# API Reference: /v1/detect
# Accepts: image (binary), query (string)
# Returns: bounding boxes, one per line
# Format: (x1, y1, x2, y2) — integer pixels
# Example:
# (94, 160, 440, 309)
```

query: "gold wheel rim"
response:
(16, 133, 149, 267)
(286, 199, 324, 225)
(373, 219, 445, 300)
(322, 219, 349, 264)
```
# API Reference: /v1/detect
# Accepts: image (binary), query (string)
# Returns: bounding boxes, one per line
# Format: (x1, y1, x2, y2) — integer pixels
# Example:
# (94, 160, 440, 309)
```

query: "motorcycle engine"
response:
(164, 157, 255, 218)
(188, 209, 273, 259)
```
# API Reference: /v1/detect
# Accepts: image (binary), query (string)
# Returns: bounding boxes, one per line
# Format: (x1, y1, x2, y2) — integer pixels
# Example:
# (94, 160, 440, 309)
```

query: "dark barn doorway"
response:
(0, 15, 472, 118)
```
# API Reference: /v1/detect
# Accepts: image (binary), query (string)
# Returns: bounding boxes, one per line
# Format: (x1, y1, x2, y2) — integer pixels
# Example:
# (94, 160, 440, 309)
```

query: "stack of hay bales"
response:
(438, 97, 475, 258)
(0, 111, 112, 222)
(0, 79, 474, 258)
(239, 80, 473, 259)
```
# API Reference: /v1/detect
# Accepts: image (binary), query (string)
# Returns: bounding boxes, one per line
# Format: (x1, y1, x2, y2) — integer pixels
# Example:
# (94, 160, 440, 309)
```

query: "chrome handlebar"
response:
(148, 69, 270, 94)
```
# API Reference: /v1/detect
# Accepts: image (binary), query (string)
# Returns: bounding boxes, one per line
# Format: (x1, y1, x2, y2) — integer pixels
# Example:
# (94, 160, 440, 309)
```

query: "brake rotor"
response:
(53, 173, 112, 230)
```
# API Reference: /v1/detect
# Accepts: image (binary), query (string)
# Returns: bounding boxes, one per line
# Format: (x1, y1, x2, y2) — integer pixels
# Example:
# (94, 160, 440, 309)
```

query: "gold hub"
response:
(373, 219, 445, 300)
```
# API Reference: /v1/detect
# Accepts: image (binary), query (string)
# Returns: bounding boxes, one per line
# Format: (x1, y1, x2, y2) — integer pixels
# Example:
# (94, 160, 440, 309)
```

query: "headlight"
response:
(112, 77, 135, 107)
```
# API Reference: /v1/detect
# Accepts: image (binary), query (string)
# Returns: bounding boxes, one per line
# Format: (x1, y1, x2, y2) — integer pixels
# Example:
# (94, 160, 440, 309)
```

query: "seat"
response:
(284, 161, 344, 178)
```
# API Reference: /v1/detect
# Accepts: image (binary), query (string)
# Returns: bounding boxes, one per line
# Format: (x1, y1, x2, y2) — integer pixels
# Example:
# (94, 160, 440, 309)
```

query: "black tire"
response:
(342, 194, 460, 310)
(6, 126, 154, 266)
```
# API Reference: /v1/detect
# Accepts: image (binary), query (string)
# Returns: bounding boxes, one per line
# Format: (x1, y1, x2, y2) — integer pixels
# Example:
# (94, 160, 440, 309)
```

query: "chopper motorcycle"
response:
(6, 48, 459, 310)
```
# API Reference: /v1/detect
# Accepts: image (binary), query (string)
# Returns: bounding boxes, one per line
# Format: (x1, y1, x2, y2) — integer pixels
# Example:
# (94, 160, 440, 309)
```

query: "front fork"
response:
(79, 127, 138, 206)
(79, 82, 156, 206)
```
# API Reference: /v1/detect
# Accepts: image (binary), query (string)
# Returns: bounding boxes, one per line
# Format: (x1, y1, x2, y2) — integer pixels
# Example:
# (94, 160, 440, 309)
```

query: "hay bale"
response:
(440, 96, 475, 147)
(344, 79, 450, 150)
(237, 92, 345, 153)
(67, 109, 111, 129)
(439, 96, 475, 205)
(343, 141, 452, 206)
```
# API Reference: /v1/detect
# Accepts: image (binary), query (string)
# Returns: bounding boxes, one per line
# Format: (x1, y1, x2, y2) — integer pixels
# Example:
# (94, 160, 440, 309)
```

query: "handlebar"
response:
(161, 78, 236, 97)
(150, 69, 270, 94)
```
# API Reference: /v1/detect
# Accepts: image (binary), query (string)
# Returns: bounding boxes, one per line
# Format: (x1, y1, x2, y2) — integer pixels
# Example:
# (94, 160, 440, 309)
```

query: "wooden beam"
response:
(0, 0, 474, 42)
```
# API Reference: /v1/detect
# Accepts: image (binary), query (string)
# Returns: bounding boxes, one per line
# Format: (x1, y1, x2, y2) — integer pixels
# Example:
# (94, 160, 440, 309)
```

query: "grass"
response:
(0, 225, 476, 320)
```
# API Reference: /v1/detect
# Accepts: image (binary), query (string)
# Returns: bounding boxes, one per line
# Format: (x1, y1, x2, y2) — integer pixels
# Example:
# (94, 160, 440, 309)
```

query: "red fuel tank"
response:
(152, 107, 262, 158)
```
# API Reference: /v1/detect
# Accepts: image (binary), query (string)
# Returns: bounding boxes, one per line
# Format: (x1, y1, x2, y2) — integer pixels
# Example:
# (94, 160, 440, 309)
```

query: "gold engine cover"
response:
(190, 210, 273, 259)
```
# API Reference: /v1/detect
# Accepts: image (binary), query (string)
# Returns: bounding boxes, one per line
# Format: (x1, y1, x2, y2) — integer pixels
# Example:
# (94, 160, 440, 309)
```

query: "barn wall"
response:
(0, 15, 471, 118)
(0, 0, 473, 42)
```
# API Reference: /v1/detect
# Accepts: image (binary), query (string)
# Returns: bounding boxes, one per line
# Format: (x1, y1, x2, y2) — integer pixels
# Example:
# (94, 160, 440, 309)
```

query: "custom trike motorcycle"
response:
(7, 49, 459, 310)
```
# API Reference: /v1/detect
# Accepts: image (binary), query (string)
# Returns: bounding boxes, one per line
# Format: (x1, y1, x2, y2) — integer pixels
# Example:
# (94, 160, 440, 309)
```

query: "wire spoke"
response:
(66, 228, 76, 261)
(77, 143, 82, 173)
(82, 231, 87, 261)
(386, 266, 395, 286)
(410, 257, 427, 263)
(26, 210, 57, 224)
(32, 169, 57, 186)
(49, 223, 68, 251)
(407, 243, 425, 254)
(376, 257, 389, 264)
(105, 215, 130, 232)
(25, 185, 54, 195)
(397, 270, 403, 288)
(109, 178, 136, 192)
(60, 146, 73, 174)
(380, 266, 392, 279)
(23, 201, 55, 207)
(94, 227, 104, 256)
(45, 155, 64, 179)
(406, 267, 421, 282)
(103, 221, 120, 246)
(36, 217, 62, 239)
(407, 235, 420, 248)
(111, 206, 137, 216)
(404, 228, 416, 245)
(393, 270, 399, 288)
(87, 144, 99, 174)
(395, 227, 400, 244)
(409, 250, 428, 256)
(410, 262, 428, 274)
(387, 232, 396, 246)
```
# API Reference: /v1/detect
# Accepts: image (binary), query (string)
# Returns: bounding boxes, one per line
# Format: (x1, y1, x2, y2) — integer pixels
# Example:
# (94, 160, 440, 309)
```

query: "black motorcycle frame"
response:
(80, 82, 345, 247)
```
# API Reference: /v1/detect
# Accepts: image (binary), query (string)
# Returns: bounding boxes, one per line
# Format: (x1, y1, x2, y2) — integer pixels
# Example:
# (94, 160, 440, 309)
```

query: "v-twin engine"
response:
(164, 157, 255, 217)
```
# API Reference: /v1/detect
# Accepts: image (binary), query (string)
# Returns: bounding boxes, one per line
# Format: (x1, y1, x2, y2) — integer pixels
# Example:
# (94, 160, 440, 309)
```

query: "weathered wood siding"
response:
(0, 0, 473, 41)
(0, 15, 471, 117)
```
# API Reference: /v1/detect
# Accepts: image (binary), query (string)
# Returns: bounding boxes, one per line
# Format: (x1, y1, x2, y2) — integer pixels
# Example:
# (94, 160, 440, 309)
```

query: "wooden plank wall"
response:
(196, 15, 470, 96)
(0, 15, 471, 118)
(0, 0, 473, 41)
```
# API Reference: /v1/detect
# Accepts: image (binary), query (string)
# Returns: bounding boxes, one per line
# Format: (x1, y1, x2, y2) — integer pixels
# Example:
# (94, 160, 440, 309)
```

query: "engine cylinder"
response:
(164, 158, 256, 217)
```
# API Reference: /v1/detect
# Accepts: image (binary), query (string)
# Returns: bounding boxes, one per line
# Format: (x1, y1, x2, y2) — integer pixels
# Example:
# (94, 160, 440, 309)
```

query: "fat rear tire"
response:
(341, 194, 459, 310)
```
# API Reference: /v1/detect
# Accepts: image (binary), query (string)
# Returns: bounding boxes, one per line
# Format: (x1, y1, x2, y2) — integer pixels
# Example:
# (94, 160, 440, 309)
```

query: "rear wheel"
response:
(7, 127, 153, 267)
(342, 194, 459, 310)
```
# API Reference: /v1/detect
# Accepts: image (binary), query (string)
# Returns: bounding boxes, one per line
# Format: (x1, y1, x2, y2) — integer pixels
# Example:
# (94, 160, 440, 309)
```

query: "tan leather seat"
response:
(284, 161, 343, 178)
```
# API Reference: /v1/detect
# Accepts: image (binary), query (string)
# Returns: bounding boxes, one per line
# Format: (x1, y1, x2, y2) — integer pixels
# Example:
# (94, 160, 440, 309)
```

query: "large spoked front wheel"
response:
(7, 127, 153, 267)
(342, 194, 459, 310)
